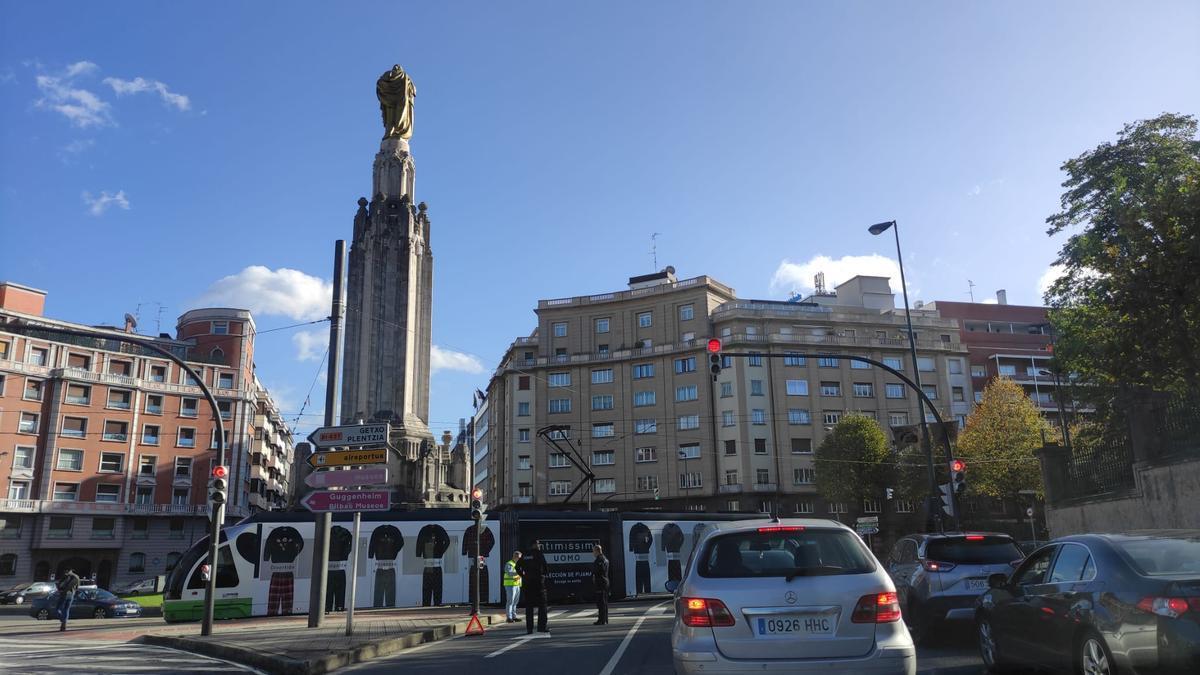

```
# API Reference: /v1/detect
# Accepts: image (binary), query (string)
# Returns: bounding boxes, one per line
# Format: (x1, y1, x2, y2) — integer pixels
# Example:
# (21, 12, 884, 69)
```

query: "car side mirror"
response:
(987, 573, 1008, 589)
(665, 580, 679, 594)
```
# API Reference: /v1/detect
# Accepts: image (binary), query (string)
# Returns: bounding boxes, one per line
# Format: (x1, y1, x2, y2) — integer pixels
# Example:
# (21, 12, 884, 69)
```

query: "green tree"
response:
(814, 413, 890, 518)
(957, 378, 1051, 500)
(1045, 113, 1200, 396)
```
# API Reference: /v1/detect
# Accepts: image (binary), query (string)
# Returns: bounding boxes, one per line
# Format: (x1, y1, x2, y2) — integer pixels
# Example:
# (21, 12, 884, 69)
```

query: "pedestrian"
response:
(502, 550, 523, 623)
(515, 541, 549, 634)
(592, 544, 610, 626)
(55, 568, 81, 632)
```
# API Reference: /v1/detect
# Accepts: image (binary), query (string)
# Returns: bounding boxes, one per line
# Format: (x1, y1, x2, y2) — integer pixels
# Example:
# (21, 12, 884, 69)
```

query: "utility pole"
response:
(308, 240, 346, 628)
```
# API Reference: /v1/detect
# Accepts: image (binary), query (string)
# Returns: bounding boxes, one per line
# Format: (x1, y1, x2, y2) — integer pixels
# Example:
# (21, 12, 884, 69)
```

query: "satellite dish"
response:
(124, 313, 138, 329)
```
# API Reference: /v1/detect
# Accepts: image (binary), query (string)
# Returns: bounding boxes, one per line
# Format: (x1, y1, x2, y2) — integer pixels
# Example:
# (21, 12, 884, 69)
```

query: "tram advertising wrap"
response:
(622, 518, 719, 597)
(512, 517, 609, 603)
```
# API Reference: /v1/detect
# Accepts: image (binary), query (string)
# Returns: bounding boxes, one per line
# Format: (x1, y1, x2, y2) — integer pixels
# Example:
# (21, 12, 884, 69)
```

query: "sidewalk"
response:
(138, 607, 505, 675)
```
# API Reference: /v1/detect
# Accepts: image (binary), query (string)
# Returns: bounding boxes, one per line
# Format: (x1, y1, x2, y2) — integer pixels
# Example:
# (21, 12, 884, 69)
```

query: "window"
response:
(48, 516, 73, 538)
(635, 419, 657, 434)
(998, 364, 1017, 376)
(679, 472, 703, 489)
(823, 411, 842, 425)
(788, 409, 811, 425)
(595, 318, 610, 334)
(896, 499, 915, 513)
(169, 518, 185, 539)
(518, 428, 530, 443)
(888, 413, 909, 426)
(211, 321, 229, 335)
(65, 352, 90, 370)
(818, 356, 840, 368)
(518, 402, 530, 416)
(518, 455, 531, 470)
(853, 382, 874, 397)
(726, 500, 740, 511)
(518, 376, 531, 390)
(29, 347, 48, 366)
(971, 365, 986, 377)
(549, 480, 571, 496)
(88, 517, 116, 540)
(637, 312, 652, 328)
(135, 486, 154, 504)
(632, 363, 655, 379)
(141, 424, 160, 445)
(552, 322, 567, 337)
(794, 468, 816, 485)
(676, 385, 698, 401)
(679, 304, 694, 321)
(217, 401, 232, 420)
(57, 449, 84, 471)
(178, 428, 196, 447)
(785, 379, 808, 396)
(592, 395, 614, 410)
(0, 340, 8, 360)
(750, 380, 764, 396)
(783, 353, 806, 367)
(794, 501, 814, 514)
(166, 551, 184, 573)
(591, 368, 613, 384)
(7, 481, 29, 500)
(722, 410, 735, 427)
(13, 446, 34, 469)
(138, 455, 156, 476)
(748, 353, 763, 367)
(108, 389, 132, 410)
(99, 452, 123, 473)
(149, 365, 167, 382)
(595, 478, 616, 494)
(723, 439, 737, 455)
(548, 372, 570, 387)
(23, 379, 43, 401)
(143, 394, 163, 415)
(53, 483, 78, 501)
(635, 446, 657, 463)
(828, 502, 847, 514)
(851, 359, 871, 370)
(549, 453, 570, 468)
(59, 417, 87, 439)
(751, 409, 766, 425)
(791, 438, 812, 454)
(554, 348, 567, 360)
(948, 359, 963, 375)
(634, 390, 656, 407)
(720, 382, 733, 398)
(548, 398, 571, 414)
(180, 398, 198, 417)
(65, 383, 90, 405)
(863, 499, 881, 514)
(175, 457, 193, 477)
(721, 355, 733, 368)
(18, 412, 39, 434)
(756, 469, 771, 485)
(108, 360, 132, 377)
(0, 553, 16, 576)
(974, 391, 984, 403)
(952, 386, 966, 402)
(678, 414, 700, 430)
(129, 552, 146, 572)
(637, 475, 659, 491)
(592, 423, 615, 438)
(96, 484, 121, 503)
(172, 488, 189, 506)
(518, 483, 532, 498)
(754, 438, 767, 454)
(674, 357, 696, 374)
(679, 443, 701, 459)
(597, 344, 609, 356)
(885, 383, 905, 399)
(917, 357, 935, 372)
(725, 469, 739, 485)
(820, 382, 841, 396)
(922, 385, 938, 400)
(883, 357, 903, 371)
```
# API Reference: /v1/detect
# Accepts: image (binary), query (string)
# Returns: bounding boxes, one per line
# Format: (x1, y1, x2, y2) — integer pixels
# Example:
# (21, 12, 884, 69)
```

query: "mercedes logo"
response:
(784, 591, 798, 605)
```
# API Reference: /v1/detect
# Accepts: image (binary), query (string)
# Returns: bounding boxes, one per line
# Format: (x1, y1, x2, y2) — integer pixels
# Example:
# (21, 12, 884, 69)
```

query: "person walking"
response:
(55, 568, 81, 632)
(592, 545, 610, 626)
(516, 541, 549, 634)
(502, 550, 523, 623)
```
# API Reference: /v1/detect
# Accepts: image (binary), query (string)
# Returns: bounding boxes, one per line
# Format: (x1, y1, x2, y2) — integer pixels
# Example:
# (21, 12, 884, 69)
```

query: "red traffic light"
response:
(706, 338, 722, 353)
(471, 487, 483, 500)
(212, 465, 229, 479)
(950, 459, 966, 473)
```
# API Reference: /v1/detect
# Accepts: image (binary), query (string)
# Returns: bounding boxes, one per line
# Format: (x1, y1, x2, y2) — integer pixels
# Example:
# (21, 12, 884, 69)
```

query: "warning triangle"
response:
(465, 613, 486, 636)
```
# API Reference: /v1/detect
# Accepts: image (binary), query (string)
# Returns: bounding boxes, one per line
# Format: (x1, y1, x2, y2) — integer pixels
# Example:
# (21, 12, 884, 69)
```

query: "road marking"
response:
(0, 642, 126, 657)
(598, 601, 668, 675)
(142, 644, 270, 674)
(485, 634, 538, 658)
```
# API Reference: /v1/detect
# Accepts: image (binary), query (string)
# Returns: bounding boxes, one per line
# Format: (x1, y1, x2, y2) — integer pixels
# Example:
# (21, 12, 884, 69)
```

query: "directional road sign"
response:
(307, 423, 390, 449)
(305, 467, 389, 489)
(301, 490, 390, 513)
(306, 448, 388, 469)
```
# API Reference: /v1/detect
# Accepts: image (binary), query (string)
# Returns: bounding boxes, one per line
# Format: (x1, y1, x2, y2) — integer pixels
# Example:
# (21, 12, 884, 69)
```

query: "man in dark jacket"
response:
(56, 568, 81, 631)
(592, 545, 610, 625)
(515, 540, 549, 634)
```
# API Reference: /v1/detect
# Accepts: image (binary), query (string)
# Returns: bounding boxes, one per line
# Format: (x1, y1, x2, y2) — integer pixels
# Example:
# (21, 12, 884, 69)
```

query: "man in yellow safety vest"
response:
(503, 550, 523, 622)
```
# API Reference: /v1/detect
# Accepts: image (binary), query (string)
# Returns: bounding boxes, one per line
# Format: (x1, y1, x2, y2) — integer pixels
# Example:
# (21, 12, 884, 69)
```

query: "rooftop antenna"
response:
(650, 232, 661, 270)
(967, 280, 976, 303)
(815, 271, 828, 295)
(155, 303, 165, 334)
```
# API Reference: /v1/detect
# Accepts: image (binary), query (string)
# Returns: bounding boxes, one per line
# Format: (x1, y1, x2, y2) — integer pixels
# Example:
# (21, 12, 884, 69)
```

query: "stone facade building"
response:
(0, 282, 294, 588)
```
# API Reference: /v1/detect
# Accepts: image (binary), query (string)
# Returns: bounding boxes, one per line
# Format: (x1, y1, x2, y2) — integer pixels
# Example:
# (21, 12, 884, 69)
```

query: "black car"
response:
(29, 588, 143, 620)
(975, 530, 1200, 674)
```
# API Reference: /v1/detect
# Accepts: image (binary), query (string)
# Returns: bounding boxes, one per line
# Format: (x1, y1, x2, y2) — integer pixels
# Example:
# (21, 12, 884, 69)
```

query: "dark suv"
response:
(886, 533, 1024, 644)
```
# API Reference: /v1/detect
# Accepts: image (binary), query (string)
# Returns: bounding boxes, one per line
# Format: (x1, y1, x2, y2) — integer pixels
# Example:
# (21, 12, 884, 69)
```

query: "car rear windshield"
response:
(925, 537, 1022, 564)
(698, 527, 875, 578)
(1116, 536, 1200, 576)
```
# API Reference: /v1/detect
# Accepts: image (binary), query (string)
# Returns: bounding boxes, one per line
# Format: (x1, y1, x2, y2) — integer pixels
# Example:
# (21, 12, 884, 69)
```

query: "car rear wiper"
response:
(785, 565, 843, 582)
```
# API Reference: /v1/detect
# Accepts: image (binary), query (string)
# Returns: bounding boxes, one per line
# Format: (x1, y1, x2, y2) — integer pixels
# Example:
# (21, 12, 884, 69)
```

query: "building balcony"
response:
(752, 483, 778, 492)
(718, 484, 743, 494)
(0, 499, 208, 516)
(514, 496, 533, 504)
(721, 332, 962, 353)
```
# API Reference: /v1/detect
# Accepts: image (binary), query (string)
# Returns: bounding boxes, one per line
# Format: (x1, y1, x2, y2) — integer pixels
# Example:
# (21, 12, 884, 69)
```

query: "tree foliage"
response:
(1045, 113, 1200, 395)
(956, 378, 1051, 500)
(814, 413, 890, 508)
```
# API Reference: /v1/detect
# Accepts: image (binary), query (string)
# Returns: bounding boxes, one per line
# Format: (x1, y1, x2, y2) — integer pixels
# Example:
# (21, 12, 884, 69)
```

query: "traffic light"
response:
(885, 487, 895, 500)
(707, 338, 722, 379)
(653, 486, 660, 501)
(209, 465, 229, 506)
(950, 459, 967, 495)
(470, 487, 486, 520)
(938, 483, 953, 516)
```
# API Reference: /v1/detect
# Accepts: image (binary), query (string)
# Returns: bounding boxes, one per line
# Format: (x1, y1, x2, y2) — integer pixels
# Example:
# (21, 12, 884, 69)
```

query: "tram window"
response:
(186, 546, 240, 589)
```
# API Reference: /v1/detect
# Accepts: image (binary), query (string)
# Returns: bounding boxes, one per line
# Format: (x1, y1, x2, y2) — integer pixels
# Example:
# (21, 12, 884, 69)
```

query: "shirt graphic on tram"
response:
(368, 525, 404, 608)
(262, 527, 304, 616)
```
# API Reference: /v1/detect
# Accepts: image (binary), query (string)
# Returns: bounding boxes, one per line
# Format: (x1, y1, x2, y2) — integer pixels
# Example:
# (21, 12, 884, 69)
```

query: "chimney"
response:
(914, 300, 925, 310)
(442, 430, 453, 447)
(123, 313, 138, 334)
(996, 289, 1008, 305)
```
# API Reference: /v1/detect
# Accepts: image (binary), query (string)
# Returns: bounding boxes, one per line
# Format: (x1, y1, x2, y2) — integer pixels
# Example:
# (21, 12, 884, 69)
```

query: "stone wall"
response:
(1045, 457, 1200, 536)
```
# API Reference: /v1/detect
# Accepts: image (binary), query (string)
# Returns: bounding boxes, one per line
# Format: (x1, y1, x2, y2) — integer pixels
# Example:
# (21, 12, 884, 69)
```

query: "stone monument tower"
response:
(341, 65, 463, 507)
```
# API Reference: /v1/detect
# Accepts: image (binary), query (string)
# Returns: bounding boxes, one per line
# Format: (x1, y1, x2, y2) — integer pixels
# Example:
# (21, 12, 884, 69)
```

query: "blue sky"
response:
(2, 1, 1197, 441)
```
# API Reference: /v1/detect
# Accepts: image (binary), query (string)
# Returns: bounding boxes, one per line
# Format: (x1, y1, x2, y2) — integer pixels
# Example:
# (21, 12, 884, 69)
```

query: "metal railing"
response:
(1063, 436, 1136, 500)
(0, 499, 208, 515)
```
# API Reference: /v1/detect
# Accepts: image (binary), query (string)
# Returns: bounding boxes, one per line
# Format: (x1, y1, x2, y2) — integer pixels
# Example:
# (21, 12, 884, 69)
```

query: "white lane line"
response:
(547, 610, 567, 618)
(597, 601, 668, 675)
(143, 644, 270, 674)
(1, 643, 126, 657)
(485, 634, 538, 659)
(573, 609, 597, 618)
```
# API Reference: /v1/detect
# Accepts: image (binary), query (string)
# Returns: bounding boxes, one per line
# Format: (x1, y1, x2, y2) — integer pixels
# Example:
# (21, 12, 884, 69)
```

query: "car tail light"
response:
(680, 597, 737, 627)
(966, 535, 985, 541)
(922, 560, 957, 572)
(852, 591, 901, 623)
(757, 526, 805, 533)
(1137, 597, 1191, 618)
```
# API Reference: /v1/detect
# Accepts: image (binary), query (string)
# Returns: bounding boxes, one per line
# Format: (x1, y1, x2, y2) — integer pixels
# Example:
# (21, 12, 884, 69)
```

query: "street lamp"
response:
(869, 220, 958, 530)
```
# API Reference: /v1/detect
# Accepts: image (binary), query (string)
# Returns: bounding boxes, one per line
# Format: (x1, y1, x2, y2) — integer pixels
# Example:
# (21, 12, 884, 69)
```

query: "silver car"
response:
(668, 518, 916, 674)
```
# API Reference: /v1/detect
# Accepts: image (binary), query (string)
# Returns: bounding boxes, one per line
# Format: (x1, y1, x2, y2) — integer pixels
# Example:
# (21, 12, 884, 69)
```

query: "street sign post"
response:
(306, 448, 388, 468)
(304, 467, 389, 489)
(301, 490, 390, 512)
(307, 423, 390, 449)
(855, 515, 880, 537)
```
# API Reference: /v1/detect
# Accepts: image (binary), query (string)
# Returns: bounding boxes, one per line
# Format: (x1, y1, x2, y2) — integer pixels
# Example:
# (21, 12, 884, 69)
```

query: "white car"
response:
(668, 518, 916, 674)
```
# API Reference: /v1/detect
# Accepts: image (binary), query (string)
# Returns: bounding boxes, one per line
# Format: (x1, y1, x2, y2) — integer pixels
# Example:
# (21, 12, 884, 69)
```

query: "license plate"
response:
(756, 615, 835, 636)
(965, 578, 988, 591)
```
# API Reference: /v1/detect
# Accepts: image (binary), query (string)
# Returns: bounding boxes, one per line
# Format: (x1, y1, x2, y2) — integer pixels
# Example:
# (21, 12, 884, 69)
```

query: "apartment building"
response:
(476, 270, 971, 516)
(0, 282, 294, 588)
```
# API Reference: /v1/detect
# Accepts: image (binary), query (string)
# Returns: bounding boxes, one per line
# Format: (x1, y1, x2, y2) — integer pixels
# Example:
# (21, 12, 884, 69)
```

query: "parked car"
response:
(0, 581, 56, 605)
(112, 577, 161, 596)
(976, 530, 1200, 674)
(668, 518, 916, 674)
(29, 588, 143, 620)
(886, 532, 1025, 644)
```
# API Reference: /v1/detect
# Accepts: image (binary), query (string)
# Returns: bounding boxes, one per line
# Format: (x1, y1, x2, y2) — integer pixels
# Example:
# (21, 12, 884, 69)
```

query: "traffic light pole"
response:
(472, 519, 481, 615)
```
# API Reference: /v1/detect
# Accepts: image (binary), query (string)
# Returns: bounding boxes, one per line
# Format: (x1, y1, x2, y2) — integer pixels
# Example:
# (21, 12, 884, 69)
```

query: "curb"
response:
(138, 613, 504, 675)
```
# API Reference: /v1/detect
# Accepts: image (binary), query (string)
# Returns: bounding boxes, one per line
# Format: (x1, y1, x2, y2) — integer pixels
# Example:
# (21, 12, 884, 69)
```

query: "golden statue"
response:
(377, 64, 416, 140)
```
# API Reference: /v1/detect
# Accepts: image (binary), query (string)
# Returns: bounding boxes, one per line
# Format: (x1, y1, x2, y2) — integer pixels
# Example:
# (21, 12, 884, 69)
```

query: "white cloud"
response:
(967, 184, 982, 197)
(103, 76, 190, 111)
(193, 266, 332, 321)
(292, 329, 326, 362)
(431, 345, 485, 375)
(64, 61, 98, 78)
(981, 297, 998, 305)
(35, 61, 111, 128)
(1037, 264, 1067, 299)
(769, 254, 902, 297)
(81, 190, 129, 216)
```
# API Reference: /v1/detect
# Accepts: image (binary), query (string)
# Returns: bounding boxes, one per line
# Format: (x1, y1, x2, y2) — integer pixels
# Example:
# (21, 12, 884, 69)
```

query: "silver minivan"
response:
(669, 518, 916, 674)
